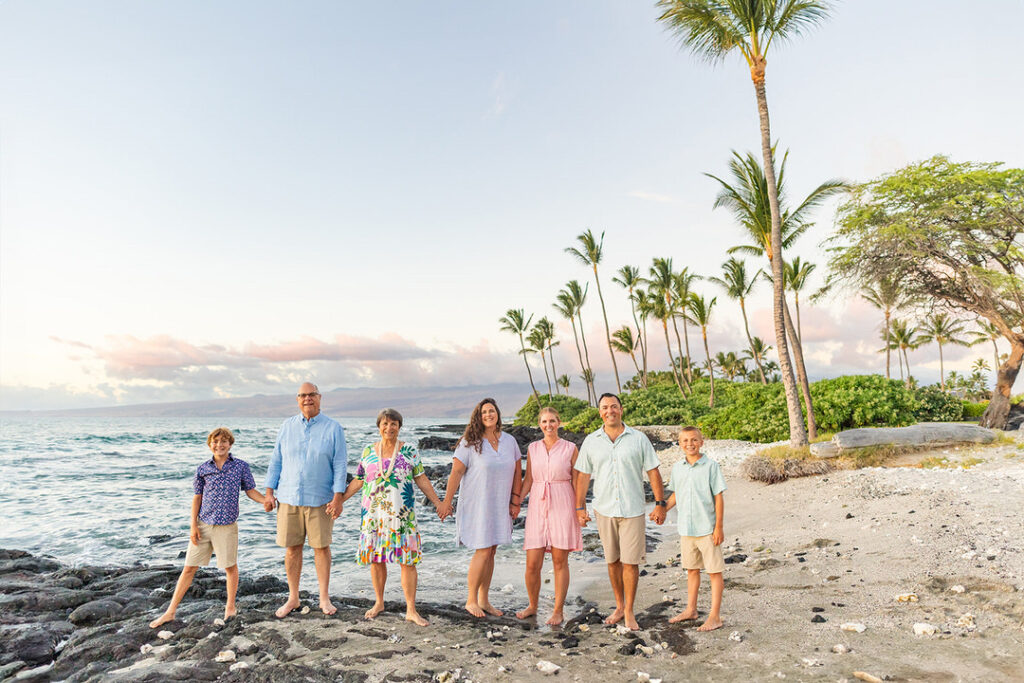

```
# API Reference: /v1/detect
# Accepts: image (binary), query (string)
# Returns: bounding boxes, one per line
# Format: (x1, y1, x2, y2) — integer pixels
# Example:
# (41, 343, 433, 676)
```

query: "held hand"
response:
(325, 500, 343, 520)
(436, 501, 452, 521)
(264, 493, 277, 513)
(712, 527, 724, 546)
(576, 509, 590, 527)
(509, 503, 521, 520)
(189, 525, 201, 545)
(651, 506, 667, 526)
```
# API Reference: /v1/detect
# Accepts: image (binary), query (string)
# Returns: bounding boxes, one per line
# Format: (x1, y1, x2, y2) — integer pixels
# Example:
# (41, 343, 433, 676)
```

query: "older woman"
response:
(515, 406, 582, 625)
(340, 408, 444, 626)
(439, 398, 522, 618)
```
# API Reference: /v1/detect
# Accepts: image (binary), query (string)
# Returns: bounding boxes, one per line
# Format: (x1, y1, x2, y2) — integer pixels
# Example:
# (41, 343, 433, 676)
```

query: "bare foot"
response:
(275, 597, 301, 619)
(546, 610, 564, 626)
(364, 602, 385, 620)
(669, 608, 698, 624)
(603, 607, 625, 625)
(624, 613, 640, 631)
(406, 611, 429, 626)
(480, 602, 504, 617)
(224, 606, 237, 621)
(465, 602, 485, 618)
(516, 606, 538, 620)
(149, 612, 175, 629)
(697, 616, 723, 632)
(320, 599, 337, 616)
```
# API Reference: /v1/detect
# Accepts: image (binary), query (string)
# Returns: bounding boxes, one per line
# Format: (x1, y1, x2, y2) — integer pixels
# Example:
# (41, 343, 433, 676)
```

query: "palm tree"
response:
(746, 336, 773, 383)
(969, 320, 1002, 389)
(708, 257, 765, 383)
(673, 268, 701, 383)
(918, 313, 969, 391)
(499, 308, 540, 404)
(651, 294, 687, 394)
(762, 270, 819, 438)
(715, 350, 746, 381)
(783, 256, 816, 344)
(566, 229, 621, 392)
(634, 289, 655, 387)
(611, 326, 643, 382)
(649, 258, 695, 385)
(888, 318, 921, 388)
(613, 265, 648, 384)
(535, 316, 560, 394)
(561, 281, 597, 402)
(527, 326, 553, 398)
(555, 285, 594, 405)
(860, 277, 910, 380)
(580, 368, 595, 398)
(557, 374, 571, 394)
(659, 0, 834, 444)
(687, 294, 717, 407)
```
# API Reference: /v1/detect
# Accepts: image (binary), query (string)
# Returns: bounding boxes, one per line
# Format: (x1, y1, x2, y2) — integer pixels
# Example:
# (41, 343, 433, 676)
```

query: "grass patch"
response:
(919, 456, 984, 469)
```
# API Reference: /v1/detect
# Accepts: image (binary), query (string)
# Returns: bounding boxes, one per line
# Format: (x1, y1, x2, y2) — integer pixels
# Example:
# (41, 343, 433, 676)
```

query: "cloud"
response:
(627, 190, 680, 204)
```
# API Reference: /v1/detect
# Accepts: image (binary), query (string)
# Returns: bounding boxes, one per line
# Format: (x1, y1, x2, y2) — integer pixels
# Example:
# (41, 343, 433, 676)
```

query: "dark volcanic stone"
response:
(561, 635, 579, 648)
(724, 554, 746, 564)
(1, 622, 73, 666)
(811, 614, 827, 623)
(69, 599, 124, 625)
(811, 607, 825, 612)
(418, 436, 459, 451)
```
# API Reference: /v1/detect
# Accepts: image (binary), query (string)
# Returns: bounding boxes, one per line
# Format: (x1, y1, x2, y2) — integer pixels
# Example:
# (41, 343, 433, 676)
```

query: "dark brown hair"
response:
(460, 398, 502, 453)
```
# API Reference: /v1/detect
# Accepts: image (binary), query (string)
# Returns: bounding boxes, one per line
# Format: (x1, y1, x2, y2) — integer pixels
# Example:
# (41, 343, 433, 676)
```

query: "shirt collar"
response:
(301, 413, 320, 425)
(683, 453, 706, 467)
(201, 454, 234, 473)
(594, 424, 635, 442)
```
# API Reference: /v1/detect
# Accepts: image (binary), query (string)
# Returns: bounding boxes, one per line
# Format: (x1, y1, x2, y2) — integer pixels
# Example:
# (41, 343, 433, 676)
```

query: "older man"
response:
(265, 382, 348, 617)
(575, 392, 666, 631)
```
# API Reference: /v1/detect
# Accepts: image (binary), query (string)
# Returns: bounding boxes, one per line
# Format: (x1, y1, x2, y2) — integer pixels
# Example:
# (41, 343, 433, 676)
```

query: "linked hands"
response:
(576, 508, 591, 527)
(264, 492, 277, 512)
(436, 500, 453, 522)
(648, 506, 667, 525)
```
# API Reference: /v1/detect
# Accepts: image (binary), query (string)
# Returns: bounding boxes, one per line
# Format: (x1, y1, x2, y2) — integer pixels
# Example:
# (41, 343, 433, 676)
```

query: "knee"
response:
(286, 545, 303, 558)
(552, 556, 569, 571)
(224, 565, 238, 574)
(525, 558, 543, 573)
(182, 565, 198, 576)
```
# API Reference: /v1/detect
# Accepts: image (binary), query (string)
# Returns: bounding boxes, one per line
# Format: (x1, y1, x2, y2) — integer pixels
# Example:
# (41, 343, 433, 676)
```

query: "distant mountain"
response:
(0, 384, 535, 418)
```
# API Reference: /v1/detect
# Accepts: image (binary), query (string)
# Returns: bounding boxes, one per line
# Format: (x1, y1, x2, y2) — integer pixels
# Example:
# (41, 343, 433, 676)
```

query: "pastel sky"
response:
(2, 1, 1022, 411)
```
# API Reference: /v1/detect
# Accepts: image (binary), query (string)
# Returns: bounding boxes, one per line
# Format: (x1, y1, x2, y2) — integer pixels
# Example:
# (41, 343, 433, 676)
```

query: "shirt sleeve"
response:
(710, 461, 727, 496)
(453, 440, 472, 467)
(406, 445, 425, 477)
(192, 466, 204, 495)
(506, 434, 522, 461)
(264, 423, 285, 490)
(574, 437, 594, 474)
(640, 433, 660, 471)
(332, 423, 348, 494)
(240, 461, 256, 491)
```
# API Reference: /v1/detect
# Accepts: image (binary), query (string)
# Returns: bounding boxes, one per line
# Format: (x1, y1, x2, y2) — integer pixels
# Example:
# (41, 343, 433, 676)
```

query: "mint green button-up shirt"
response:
(575, 425, 660, 519)
(668, 454, 726, 537)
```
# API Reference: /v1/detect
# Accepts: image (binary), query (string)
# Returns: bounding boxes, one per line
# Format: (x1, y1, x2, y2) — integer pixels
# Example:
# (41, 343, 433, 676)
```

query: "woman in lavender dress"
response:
(439, 398, 523, 618)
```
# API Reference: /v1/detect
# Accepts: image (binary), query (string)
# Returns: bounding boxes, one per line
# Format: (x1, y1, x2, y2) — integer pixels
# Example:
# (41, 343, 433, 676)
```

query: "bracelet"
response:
(576, 506, 586, 511)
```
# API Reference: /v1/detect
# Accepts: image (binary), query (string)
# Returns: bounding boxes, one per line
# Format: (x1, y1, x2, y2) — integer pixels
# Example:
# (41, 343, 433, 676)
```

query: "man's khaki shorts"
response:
(595, 512, 646, 565)
(276, 503, 334, 548)
(680, 534, 725, 573)
(184, 521, 238, 569)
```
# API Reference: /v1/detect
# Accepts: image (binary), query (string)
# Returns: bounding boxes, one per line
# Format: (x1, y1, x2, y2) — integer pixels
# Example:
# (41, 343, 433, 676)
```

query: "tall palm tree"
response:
(649, 258, 695, 385)
(888, 318, 921, 389)
(969, 320, 1002, 390)
(673, 268, 701, 383)
(708, 257, 765, 383)
(660, 0, 834, 445)
(918, 314, 969, 391)
(556, 285, 594, 405)
(499, 308, 540, 404)
(860, 277, 910, 380)
(783, 256, 816, 344)
(535, 316, 560, 394)
(611, 326, 643, 383)
(527, 326, 553, 398)
(634, 289, 655, 387)
(651, 294, 687, 394)
(688, 294, 718, 407)
(563, 280, 597, 402)
(762, 270, 819, 438)
(556, 374, 570, 394)
(613, 265, 648, 383)
(580, 368, 595, 398)
(746, 336, 773, 382)
(566, 229, 621, 392)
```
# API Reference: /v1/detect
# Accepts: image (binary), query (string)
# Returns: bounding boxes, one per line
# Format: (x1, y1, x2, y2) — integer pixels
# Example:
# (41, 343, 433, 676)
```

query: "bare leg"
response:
(223, 565, 239, 619)
(313, 546, 336, 615)
(669, 569, 701, 623)
(478, 546, 503, 616)
(150, 565, 198, 628)
(401, 564, 428, 626)
(622, 563, 640, 630)
(697, 572, 724, 631)
(548, 549, 569, 626)
(276, 545, 303, 618)
(603, 560, 625, 624)
(516, 548, 544, 619)
(364, 562, 387, 619)
(465, 548, 492, 617)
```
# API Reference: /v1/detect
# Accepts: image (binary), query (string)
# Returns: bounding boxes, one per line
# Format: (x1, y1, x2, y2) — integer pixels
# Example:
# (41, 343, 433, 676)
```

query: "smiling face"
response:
(296, 382, 321, 419)
(679, 429, 704, 458)
(480, 401, 499, 431)
(378, 417, 401, 441)
(538, 410, 560, 437)
(209, 435, 232, 459)
(598, 395, 623, 429)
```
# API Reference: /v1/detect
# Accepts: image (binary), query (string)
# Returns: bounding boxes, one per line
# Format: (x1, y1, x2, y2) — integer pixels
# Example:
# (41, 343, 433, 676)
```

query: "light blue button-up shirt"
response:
(575, 425, 660, 519)
(668, 454, 726, 538)
(265, 413, 348, 507)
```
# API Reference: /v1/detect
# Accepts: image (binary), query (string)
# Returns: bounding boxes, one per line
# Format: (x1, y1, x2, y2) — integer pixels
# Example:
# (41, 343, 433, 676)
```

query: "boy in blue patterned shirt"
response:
(150, 427, 266, 627)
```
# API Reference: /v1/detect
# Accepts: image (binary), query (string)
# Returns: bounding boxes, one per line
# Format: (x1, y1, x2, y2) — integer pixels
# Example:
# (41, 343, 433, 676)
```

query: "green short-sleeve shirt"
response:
(575, 425, 660, 518)
(668, 454, 726, 537)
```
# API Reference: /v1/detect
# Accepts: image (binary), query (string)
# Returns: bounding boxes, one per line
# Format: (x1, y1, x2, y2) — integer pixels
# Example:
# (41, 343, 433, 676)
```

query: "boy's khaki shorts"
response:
(680, 534, 725, 573)
(184, 521, 238, 569)
(276, 503, 334, 548)
(595, 512, 646, 565)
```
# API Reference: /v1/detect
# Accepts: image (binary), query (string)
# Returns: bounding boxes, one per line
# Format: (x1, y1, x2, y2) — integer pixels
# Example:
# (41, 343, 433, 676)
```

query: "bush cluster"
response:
(513, 393, 591, 426)
(962, 400, 988, 420)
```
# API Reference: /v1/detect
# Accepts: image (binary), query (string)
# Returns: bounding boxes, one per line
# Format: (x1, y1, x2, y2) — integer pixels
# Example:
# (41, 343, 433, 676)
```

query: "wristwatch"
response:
(654, 500, 667, 508)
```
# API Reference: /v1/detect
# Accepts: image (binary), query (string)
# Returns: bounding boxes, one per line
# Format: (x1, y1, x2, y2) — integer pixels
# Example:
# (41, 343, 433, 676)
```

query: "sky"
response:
(2, 1, 1023, 411)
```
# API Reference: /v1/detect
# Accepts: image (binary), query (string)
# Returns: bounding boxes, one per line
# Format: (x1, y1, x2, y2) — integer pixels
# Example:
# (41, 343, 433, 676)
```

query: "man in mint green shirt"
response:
(575, 393, 666, 631)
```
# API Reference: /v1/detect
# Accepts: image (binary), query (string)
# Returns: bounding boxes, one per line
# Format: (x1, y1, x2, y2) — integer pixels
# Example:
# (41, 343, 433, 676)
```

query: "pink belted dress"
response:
(523, 438, 583, 552)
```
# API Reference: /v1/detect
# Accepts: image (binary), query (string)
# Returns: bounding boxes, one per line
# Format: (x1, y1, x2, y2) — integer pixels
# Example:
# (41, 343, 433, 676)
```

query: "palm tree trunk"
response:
(896, 343, 905, 381)
(884, 310, 892, 380)
(670, 316, 689, 392)
(782, 299, 817, 440)
(662, 319, 685, 395)
(938, 341, 945, 391)
(628, 350, 642, 380)
(752, 70, 808, 447)
(592, 265, 622, 393)
(703, 327, 715, 409)
(628, 288, 647, 385)
(576, 312, 596, 401)
(641, 317, 650, 387)
(518, 335, 540, 404)
(980, 337, 1024, 428)
(567, 318, 591, 405)
(740, 298, 767, 384)
(539, 350, 552, 398)
(547, 345, 559, 395)
(794, 292, 803, 345)
(903, 347, 912, 389)
(681, 316, 694, 383)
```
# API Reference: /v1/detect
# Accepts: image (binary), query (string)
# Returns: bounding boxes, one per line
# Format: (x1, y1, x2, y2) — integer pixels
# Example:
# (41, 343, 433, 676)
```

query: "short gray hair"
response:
(376, 408, 403, 428)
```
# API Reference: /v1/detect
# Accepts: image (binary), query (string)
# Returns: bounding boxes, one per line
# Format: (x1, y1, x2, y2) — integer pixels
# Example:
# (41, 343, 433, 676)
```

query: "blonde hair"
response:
(207, 427, 235, 447)
(538, 406, 561, 421)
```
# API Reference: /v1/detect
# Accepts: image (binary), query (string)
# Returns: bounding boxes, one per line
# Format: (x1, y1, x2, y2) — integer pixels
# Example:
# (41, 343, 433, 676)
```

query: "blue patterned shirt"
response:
(668, 454, 726, 538)
(264, 413, 348, 507)
(193, 455, 257, 525)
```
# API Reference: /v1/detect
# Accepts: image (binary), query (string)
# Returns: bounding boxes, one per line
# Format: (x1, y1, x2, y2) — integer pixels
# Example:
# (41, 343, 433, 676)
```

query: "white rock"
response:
(802, 658, 823, 667)
(536, 660, 561, 674)
(728, 630, 743, 642)
(139, 643, 154, 654)
(894, 593, 919, 602)
(156, 630, 174, 640)
(912, 623, 937, 636)
(229, 661, 249, 672)
(635, 644, 654, 656)
(300, 606, 311, 614)
(206, 632, 216, 639)
(832, 644, 849, 654)
(497, 666, 507, 673)
(213, 618, 225, 626)
(616, 624, 631, 635)
(668, 584, 677, 590)
(215, 650, 236, 663)
(501, 583, 515, 593)
(663, 595, 674, 602)
(840, 623, 866, 633)
(637, 673, 662, 683)
(950, 584, 966, 593)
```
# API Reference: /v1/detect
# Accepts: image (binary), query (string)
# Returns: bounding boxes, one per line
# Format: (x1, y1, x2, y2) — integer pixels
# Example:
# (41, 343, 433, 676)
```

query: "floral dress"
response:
(356, 443, 425, 565)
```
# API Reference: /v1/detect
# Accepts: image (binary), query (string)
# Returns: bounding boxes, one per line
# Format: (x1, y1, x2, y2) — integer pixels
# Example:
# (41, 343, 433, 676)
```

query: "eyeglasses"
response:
(297, 392, 320, 399)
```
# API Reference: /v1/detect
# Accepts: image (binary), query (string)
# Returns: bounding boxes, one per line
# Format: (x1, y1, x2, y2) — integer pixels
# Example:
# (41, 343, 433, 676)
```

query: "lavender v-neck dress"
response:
(453, 432, 522, 549)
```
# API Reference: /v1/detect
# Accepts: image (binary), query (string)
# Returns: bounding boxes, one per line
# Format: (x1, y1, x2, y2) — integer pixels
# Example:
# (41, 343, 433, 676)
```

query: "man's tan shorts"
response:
(680, 534, 725, 573)
(595, 512, 646, 565)
(276, 503, 334, 548)
(184, 521, 238, 569)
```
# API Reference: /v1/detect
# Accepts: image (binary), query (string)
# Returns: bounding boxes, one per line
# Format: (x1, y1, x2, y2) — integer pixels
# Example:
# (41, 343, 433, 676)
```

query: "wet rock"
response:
(1, 622, 73, 666)
(561, 635, 578, 648)
(810, 607, 825, 612)
(69, 599, 123, 625)
(418, 436, 458, 452)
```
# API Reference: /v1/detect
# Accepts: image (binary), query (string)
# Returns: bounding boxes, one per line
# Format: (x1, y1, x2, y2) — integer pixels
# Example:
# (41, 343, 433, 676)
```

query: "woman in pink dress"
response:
(515, 406, 583, 625)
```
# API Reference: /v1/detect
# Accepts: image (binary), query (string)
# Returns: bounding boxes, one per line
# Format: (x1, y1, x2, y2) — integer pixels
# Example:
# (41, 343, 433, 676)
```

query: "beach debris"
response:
(801, 658, 822, 667)
(536, 660, 561, 674)
(913, 623, 937, 636)
(662, 595, 674, 602)
(832, 644, 848, 654)
(616, 624, 632, 635)
(668, 584, 677, 590)
(637, 673, 662, 683)
(139, 643, 153, 654)
(578, 624, 590, 632)
(435, 668, 462, 682)
(853, 672, 883, 683)
(660, 641, 668, 649)
(635, 644, 654, 656)
(388, 633, 402, 643)
(950, 584, 966, 593)
(156, 630, 174, 640)
(300, 606, 311, 614)
(501, 583, 515, 593)
(229, 662, 249, 672)
(728, 631, 743, 642)
(497, 666, 507, 674)
(214, 650, 236, 663)
(956, 613, 976, 629)
(895, 593, 919, 602)
(213, 618, 225, 626)
(840, 623, 866, 633)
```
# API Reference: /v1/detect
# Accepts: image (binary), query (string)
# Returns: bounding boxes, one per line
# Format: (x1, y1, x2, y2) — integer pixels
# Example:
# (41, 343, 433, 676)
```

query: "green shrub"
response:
(810, 375, 918, 431)
(513, 394, 591, 426)
(564, 407, 600, 433)
(962, 401, 988, 419)
(913, 386, 964, 422)
(698, 383, 789, 442)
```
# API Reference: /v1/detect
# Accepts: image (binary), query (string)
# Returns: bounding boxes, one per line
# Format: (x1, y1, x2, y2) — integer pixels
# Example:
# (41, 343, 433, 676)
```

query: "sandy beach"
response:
(3, 433, 1022, 682)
